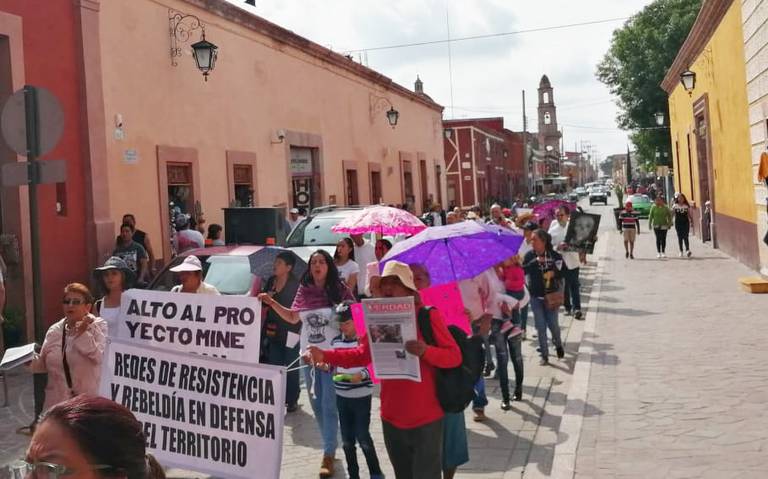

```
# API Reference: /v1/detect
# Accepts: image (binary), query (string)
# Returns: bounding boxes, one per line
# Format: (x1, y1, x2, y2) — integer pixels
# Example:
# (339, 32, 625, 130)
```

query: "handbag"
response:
(544, 288, 564, 311)
(539, 253, 565, 311)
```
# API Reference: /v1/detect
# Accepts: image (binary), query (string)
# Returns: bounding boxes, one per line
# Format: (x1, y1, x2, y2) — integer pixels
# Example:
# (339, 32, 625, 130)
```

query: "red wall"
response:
(1, 0, 90, 331)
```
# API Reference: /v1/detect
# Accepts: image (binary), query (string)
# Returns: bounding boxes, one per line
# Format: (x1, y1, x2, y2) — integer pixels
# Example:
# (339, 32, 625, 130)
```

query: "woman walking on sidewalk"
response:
(672, 193, 693, 257)
(522, 230, 565, 366)
(648, 196, 673, 259)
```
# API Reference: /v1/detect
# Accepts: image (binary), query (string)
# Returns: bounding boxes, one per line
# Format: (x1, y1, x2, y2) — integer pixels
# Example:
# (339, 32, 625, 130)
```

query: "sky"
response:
(226, 0, 654, 161)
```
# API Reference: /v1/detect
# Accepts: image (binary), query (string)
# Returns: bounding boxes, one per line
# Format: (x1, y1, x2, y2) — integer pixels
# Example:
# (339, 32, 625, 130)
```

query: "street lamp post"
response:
(680, 69, 696, 96)
(654, 112, 665, 126)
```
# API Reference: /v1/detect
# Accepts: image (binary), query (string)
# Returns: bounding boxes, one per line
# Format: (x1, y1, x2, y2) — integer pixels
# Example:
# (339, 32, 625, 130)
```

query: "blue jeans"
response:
(530, 297, 563, 360)
(506, 289, 529, 330)
(336, 395, 383, 478)
(472, 376, 488, 410)
(304, 367, 339, 455)
(562, 267, 582, 313)
(491, 319, 524, 402)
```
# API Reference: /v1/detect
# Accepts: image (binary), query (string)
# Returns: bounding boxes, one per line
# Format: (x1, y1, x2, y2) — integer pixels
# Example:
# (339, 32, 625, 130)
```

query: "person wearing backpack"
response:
(306, 261, 462, 479)
(410, 264, 470, 479)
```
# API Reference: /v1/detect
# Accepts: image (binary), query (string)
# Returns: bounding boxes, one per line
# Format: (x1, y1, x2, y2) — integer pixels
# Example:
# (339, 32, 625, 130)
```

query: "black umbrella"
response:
(248, 247, 307, 280)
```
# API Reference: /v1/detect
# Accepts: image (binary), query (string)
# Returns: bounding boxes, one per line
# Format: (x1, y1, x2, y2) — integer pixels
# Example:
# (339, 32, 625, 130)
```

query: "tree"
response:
(597, 0, 702, 167)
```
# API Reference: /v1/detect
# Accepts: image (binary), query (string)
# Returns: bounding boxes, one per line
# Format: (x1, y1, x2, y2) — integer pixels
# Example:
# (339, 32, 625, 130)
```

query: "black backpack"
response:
(417, 307, 484, 413)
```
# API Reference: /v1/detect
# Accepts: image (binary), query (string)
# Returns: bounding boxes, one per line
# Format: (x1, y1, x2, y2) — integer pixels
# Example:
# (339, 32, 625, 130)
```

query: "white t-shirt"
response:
(336, 260, 360, 282)
(548, 221, 581, 270)
(354, 241, 376, 294)
(100, 306, 121, 338)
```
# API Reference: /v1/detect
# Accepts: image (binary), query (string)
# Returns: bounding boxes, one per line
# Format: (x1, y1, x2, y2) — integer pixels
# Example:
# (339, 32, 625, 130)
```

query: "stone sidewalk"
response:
(567, 212, 768, 478)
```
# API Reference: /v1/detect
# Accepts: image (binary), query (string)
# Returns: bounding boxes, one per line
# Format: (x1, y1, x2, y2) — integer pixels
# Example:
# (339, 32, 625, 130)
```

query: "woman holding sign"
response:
(30, 284, 108, 411)
(93, 256, 135, 338)
(258, 249, 354, 478)
(261, 251, 301, 413)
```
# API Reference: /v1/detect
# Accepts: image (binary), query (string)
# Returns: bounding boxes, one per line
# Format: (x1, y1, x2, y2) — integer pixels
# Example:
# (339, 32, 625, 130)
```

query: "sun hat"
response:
(380, 261, 417, 292)
(94, 256, 136, 286)
(466, 211, 479, 220)
(169, 255, 203, 272)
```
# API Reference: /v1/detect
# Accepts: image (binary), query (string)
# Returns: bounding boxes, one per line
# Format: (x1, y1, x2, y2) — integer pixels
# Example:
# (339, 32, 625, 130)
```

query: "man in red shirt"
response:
(306, 261, 461, 479)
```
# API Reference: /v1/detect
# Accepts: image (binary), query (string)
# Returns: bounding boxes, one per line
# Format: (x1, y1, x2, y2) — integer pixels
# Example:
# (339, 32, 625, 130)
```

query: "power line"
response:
(344, 17, 628, 53)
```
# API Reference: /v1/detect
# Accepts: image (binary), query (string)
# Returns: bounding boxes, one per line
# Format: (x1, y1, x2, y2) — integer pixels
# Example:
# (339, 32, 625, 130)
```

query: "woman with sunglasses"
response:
(30, 283, 107, 412)
(18, 394, 165, 479)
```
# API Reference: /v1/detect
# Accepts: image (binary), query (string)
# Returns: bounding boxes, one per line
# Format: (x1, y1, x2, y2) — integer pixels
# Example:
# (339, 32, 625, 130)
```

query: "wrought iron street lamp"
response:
(386, 106, 400, 127)
(443, 128, 453, 139)
(654, 112, 665, 126)
(191, 33, 218, 81)
(169, 9, 219, 81)
(680, 69, 696, 95)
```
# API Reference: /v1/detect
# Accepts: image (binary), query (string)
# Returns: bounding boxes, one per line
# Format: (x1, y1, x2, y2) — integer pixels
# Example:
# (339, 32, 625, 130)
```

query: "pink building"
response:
(1, 0, 445, 338)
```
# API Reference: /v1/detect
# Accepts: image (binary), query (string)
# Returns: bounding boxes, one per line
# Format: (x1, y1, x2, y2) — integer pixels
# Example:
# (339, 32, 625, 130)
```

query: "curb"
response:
(548, 231, 610, 479)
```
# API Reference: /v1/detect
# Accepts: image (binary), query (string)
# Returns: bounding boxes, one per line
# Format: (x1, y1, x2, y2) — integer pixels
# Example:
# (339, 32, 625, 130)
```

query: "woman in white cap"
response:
(93, 256, 135, 338)
(169, 256, 220, 295)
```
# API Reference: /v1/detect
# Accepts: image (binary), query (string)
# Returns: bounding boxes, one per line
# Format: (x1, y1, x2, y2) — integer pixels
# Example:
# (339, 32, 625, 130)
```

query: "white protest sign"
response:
(101, 339, 285, 479)
(117, 289, 261, 360)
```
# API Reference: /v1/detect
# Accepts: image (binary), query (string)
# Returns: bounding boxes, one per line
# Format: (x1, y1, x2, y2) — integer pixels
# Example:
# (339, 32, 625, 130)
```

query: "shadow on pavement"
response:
(598, 307, 658, 317)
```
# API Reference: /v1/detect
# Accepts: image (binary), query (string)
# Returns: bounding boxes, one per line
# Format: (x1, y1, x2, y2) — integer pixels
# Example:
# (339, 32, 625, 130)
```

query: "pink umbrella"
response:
(532, 200, 577, 230)
(331, 205, 427, 236)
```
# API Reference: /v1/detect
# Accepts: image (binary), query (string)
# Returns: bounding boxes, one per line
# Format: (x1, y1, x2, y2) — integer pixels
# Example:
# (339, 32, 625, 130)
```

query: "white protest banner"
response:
(362, 297, 421, 382)
(117, 289, 261, 360)
(101, 339, 285, 479)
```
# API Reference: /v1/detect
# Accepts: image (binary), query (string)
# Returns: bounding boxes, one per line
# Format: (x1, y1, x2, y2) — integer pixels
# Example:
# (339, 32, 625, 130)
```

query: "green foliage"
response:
(597, 0, 702, 167)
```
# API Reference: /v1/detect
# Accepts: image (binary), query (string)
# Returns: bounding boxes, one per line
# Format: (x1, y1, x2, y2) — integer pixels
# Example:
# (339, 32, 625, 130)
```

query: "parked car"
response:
(627, 194, 652, 218)
(589, 186, 608, 205)
(285, 206, 365, 263)
(568, 191, 579, 202)
(148, 245, 262, 295)
(574, 187, 588, 197)
(285, 206, 398, 263)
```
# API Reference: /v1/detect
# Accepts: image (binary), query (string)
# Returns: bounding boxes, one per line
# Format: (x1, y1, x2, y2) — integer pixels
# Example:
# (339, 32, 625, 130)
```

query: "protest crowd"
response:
(2, 199, 601, 479)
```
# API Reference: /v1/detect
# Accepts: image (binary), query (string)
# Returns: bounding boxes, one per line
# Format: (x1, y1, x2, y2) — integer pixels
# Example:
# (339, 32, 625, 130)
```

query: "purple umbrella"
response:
(380, 222, 524, 287)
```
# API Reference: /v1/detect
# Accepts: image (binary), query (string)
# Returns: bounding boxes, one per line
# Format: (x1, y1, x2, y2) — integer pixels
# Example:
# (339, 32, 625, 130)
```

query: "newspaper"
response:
(362, 297, 421, 382)
(0, 343, 36, 371)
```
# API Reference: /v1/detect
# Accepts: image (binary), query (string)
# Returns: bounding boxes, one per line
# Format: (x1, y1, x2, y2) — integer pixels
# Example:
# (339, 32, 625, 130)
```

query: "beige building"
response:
(741, 0, 768, 276)
(97, 0, 444, 261)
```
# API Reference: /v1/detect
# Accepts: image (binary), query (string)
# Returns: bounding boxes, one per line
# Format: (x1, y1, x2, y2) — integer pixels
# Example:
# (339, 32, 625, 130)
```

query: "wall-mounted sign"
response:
(290, 148, 313, 175)
(123, 149, 139, 165)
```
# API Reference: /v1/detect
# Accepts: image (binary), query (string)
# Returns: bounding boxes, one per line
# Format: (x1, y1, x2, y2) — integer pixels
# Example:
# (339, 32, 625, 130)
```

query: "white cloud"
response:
(231, 0, 654, 159)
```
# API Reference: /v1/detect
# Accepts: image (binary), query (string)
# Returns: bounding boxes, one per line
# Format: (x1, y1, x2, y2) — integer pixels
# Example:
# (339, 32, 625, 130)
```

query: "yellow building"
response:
(663, 0, 760, 269)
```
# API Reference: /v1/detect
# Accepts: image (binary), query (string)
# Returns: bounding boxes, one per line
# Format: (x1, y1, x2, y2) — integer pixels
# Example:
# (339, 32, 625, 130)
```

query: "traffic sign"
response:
(1, 86, 64, 157)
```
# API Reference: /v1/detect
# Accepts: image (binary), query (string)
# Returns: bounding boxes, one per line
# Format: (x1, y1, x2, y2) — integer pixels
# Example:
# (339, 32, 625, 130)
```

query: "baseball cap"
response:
(380, 261, 417, 292)
(289, 208, 300, 214)
(170, 255, 203, 272)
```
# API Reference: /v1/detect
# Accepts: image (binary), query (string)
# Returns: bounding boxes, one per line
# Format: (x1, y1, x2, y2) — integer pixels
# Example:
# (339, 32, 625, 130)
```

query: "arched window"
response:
(543, 92, 550, 104)
(544, 112, 551, 125)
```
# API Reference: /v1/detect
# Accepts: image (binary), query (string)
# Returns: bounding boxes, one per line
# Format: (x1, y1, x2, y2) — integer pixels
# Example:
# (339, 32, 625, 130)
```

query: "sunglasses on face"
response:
(61, 298, 85, 306)
(11, 460, 114, 479)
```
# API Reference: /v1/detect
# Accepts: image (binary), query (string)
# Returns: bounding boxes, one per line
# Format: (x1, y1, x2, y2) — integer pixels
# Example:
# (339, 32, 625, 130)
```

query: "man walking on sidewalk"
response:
(619, 201, 641, 259)
(549, 206, 583, 320)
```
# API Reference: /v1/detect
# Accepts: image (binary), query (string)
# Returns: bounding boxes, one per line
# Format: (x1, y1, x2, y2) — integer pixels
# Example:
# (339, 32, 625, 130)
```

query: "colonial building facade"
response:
(0, 0, 445, 339)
